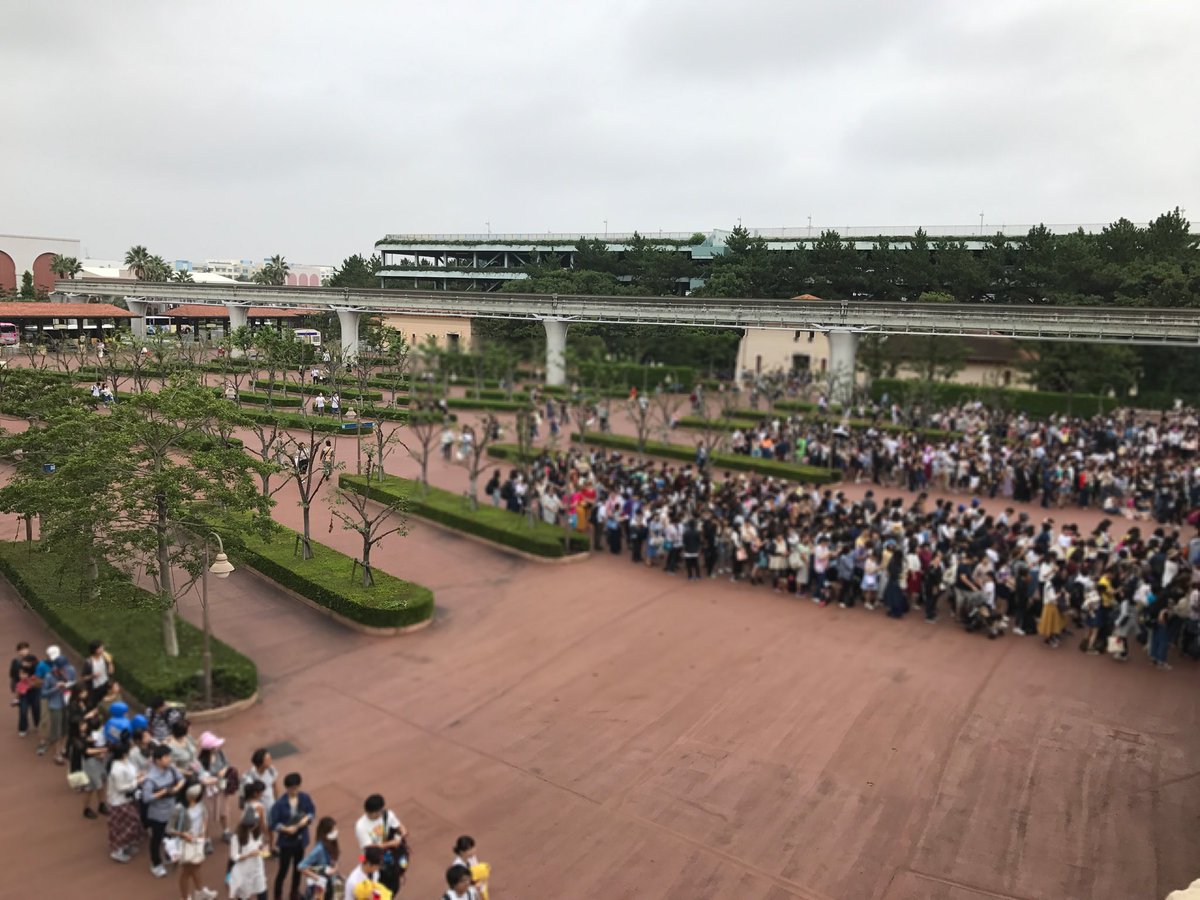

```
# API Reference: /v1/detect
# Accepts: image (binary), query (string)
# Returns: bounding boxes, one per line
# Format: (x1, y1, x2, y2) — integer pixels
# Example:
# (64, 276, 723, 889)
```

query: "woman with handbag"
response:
(298, 816, 342, 899)
(169, 782, 219, 900)
(106, 739, 145, 863)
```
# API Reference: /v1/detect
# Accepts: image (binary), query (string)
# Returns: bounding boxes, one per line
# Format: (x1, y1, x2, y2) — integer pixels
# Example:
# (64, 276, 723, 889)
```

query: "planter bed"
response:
(571, 432, 839, 484)
(340, 474, 589, 558)
(212, 520, 434, 632)
(0, 541, 257, 704)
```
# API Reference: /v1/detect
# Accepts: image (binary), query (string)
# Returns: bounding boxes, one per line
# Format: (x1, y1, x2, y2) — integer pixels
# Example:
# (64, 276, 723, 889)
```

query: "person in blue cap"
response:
(130, 713, 148, 733)
(104, 700, 132, 746)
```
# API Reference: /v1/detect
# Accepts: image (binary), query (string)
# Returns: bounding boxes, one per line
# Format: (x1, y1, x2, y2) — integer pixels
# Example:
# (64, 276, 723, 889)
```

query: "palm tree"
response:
(49, 254, 82, 281)
(255, 254, 289, 286)
(172, 269, 194, 283)
(144, 255, 172, 282)
(124, 245, 151, 280)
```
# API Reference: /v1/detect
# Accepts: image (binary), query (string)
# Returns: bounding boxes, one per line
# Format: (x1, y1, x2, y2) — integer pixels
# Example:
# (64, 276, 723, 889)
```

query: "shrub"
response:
(445, 397, 531, 412)
(252, 380, 385, 402)
(340, 474, 589, 557)
(578, 362, 695, 390)
(870, 378, 1121, 418)
(215, 522, 435, 630)
(570, 432, 839, 483)
(0, 542, 257, 703)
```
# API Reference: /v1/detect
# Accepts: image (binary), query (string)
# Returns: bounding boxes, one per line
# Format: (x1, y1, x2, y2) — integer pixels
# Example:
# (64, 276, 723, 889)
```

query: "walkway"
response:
(0, 415, 1197, 899)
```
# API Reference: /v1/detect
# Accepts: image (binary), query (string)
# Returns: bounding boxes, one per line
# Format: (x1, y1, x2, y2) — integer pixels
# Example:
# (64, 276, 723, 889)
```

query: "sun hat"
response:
(46, 645, 61, 660)
(198, 731, 225, 751)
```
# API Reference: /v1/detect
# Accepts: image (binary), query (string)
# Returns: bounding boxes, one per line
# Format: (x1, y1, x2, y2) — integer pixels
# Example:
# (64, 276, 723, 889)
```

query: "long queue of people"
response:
(488, 447, 1200, 669)
(720, 402, 1200, 520)
(9, 641, 492, 900)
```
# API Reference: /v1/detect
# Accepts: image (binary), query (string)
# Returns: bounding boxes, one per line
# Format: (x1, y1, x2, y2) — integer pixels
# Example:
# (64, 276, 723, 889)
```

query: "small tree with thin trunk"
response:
(650, 384, 686, 445)
(329, 457, 408, 587)
(626, 394, 653, 453)
(456, 415, 498, 509)
(690, 393, 730, 473)
(278, 425, 336, 559)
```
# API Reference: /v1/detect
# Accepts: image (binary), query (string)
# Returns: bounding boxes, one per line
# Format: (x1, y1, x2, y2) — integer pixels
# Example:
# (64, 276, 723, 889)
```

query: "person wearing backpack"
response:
(354, 794, 409, 895)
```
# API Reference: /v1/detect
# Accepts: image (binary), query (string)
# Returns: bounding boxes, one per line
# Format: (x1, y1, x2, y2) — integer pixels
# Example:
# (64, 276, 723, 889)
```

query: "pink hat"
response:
(198, 731, 225, 750)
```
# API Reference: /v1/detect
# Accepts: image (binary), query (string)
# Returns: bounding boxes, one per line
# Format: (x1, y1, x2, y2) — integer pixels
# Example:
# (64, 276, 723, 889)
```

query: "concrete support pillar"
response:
(227, 304, 249, 334)
(226, 304, 250, 356)
(125, 299, 148, 339)
(827, 330, 858, 405)
(543, 318, 568, 387)
(337, 309, 362, 359)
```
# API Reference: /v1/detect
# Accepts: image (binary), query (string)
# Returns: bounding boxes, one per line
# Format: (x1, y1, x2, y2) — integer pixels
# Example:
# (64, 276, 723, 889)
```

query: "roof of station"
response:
(165, 305, 302, 319)
(0, 302, 133, 319)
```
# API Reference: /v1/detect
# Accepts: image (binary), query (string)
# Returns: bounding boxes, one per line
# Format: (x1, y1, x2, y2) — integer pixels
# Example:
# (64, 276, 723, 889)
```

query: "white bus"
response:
(0, 322, 18, 347)
(145, 316, 174, 335)
(293, 328, 322, 347)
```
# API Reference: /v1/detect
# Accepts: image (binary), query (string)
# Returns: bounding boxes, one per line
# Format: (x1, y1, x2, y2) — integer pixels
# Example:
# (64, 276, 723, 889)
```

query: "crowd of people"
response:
(9, 639, 492, 900)
(717, 400, 1200, 520)
(486, 445, 1200, 669)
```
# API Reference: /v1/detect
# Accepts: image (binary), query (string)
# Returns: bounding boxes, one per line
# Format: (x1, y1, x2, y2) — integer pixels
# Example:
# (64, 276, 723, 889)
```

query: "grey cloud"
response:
(1, 0, 1197, 262)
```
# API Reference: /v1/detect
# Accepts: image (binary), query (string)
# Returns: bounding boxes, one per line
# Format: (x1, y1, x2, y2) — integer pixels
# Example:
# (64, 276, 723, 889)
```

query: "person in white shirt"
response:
(442, 864, 482, 900)
(343, 847, 384, 900)
(355, 794, 409, 894)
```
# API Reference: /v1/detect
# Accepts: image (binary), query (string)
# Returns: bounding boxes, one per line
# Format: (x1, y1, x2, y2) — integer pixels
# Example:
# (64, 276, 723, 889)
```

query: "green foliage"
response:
(571, 432, 839, 483)
(340, 474, 590, 557)
(19, 270, 34, 298)
(328, 253, 382, 289)
(1021, 342, 1138, 396)
(871, 378, 1121, 417)
(255, 255, 290, 286)
(577, 362, 695, 390)
(215, 520, 434, 629)
(0, 541, 257, 702)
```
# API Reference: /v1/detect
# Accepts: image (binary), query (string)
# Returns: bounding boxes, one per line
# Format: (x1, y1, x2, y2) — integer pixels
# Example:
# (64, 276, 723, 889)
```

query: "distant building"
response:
(0, 233, 82, 293)
(737, 294, 1030, 387)
(199, 259, 260, 280)
(284, 263, 333, 287)
(377, 314, 471, 353)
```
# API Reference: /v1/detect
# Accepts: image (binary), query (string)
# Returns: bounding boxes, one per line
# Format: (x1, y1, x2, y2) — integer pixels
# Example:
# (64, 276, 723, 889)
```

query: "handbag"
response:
(1106, 635, 1125, 655)
(67, 770, 90, 791)
(162, 836, 183, 864)
(181, 837, 205, 865)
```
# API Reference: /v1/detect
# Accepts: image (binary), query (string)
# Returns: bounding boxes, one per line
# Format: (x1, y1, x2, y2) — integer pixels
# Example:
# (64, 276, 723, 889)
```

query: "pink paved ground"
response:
(1, 406, 1198, 899)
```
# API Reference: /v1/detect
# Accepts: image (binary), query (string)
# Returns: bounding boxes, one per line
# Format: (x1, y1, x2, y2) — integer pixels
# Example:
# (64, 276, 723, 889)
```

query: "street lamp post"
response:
(200, 532, 235, 707)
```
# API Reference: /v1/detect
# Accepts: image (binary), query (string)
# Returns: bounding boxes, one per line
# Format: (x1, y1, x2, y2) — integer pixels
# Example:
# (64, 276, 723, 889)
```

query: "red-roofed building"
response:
(0, 301, 133, 347)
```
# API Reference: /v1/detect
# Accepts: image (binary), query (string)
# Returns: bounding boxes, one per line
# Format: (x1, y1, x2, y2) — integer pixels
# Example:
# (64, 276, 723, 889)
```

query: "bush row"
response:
(869, 378, 1121, 418)
(570, 432, 840, 483)
(251, 379, 386, 402)
(340, 474, 589, 557)
(214, 520, 435, 630)
(0, 541, 257, 703)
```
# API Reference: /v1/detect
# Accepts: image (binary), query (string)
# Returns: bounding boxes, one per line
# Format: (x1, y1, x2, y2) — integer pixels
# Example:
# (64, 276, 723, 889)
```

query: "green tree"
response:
(330, 253, 383, 288)
(49, 254, 82, 281)
(1022, 342, 1138, 397)
(19, 270, 35, 299)
(173, 269, 194, 283)
(123, 245, 151, 280)
(104, 378, 271, 656)
(255, 255, 290, 286)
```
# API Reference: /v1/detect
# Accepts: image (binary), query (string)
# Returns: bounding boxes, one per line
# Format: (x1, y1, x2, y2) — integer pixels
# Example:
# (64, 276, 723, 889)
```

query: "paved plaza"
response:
(1, 417, 1198, 899)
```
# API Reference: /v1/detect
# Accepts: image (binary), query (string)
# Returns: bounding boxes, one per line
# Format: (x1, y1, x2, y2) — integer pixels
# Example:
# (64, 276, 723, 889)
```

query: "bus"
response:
(0, 323, 18, 347)
(293, 328, 322, 347)
(145, 316, 174, 335)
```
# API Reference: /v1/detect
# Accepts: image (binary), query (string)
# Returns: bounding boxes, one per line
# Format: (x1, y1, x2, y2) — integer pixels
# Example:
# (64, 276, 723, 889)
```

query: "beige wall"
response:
(379, 314, 473, 353)
(738, 327, 833, 378)
(737, 327, 1030, 388)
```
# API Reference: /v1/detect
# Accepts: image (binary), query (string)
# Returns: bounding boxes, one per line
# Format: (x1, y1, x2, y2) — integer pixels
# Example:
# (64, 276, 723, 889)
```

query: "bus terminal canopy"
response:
(0, 302, 133, 321)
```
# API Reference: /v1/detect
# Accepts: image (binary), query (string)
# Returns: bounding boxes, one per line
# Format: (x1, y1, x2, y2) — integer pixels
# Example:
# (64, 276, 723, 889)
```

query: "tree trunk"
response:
(301, 502, 314, 560)
(84, 537, 100, 602)
(260, 472, 272, 496)
(361, 538, 374, 587)
(468, 471, 478, 510)
(156, 513, 179, 657)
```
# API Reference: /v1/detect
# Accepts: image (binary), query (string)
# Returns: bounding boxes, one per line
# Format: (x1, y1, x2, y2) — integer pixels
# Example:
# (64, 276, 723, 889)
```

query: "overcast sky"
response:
(3, 1, 1197, 264)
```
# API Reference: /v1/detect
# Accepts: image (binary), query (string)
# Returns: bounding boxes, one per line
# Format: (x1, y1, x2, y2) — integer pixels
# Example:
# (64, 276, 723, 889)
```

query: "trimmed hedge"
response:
(216, 521, 434, 630)
(252, 379, 386, 402)
(238, 408, 378, 434)
(228, 390, 305, 408)
(445, 396, 531, 412)
(0, 541, 257, 703)
(870, 378, 1121, 418)
(578, 362, 695, 390)
(571, 432, 840, 484)
(485, 443, 543, 463)
(675, 414, 957, 442)
(340, 474, 589, 558)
